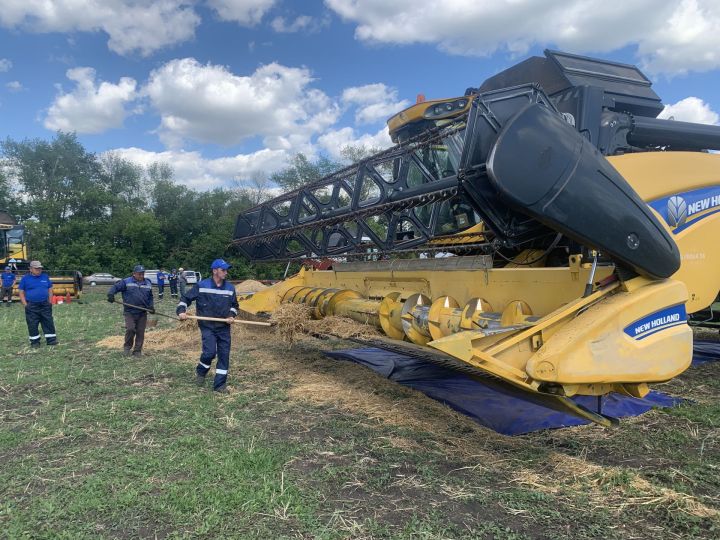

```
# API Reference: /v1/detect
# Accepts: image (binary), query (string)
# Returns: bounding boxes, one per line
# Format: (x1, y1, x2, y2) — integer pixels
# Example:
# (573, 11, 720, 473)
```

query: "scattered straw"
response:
(308, 316, 382, 340)
(270, 303, 313, 345)
(96, 320, 200, 354)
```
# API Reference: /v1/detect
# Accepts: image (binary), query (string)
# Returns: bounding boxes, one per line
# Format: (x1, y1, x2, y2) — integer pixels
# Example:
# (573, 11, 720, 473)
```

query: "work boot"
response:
(132, 350, 142, 357)
(214, 385, 228, 394)
(30, 342, 41, 348)
(195, 374, 206, 387)
(123, 348, 132, 356)
(47, 341, 58, 346)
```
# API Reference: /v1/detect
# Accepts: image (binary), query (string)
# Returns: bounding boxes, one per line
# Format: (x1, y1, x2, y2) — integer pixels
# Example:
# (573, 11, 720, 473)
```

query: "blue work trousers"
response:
(25, 301, 57, 344)
(196, 325, 231, 390)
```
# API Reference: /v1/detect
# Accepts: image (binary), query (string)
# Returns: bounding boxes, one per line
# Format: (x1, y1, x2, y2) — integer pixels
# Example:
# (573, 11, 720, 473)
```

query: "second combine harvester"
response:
(232, 50, 720, 426)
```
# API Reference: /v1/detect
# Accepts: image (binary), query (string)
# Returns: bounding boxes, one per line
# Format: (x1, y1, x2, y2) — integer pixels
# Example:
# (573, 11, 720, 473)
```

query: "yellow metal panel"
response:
(610, 152, 720, 312)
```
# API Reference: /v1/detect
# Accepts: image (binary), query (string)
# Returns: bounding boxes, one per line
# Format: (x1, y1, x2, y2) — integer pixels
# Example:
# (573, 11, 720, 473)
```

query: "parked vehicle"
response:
(143, 269, 160, 285)
(85, 273, 121, 286)
(182, 270, 201, 284)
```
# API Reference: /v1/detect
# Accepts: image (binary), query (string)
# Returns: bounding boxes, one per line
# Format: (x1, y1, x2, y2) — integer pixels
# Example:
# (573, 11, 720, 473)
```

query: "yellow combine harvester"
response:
(232, 50, 720, 426)
(0, 210, 79, 298)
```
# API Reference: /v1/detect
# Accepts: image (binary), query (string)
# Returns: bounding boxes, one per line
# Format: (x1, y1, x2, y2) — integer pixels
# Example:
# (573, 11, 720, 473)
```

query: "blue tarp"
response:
(325, 348, 692, 435)
(692, 340, 720, 365)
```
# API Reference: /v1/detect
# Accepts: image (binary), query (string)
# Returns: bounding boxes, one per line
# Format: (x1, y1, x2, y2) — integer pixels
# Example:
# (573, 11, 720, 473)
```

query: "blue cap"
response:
(210, 258, 231, 270)
(133, 265, 145, 273)
(4, 266, 10, 271)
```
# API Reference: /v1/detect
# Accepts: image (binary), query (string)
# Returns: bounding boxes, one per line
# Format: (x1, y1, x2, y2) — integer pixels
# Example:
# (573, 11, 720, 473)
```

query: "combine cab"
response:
(232, 50, 720, 426)
(0, 210, 80, 299)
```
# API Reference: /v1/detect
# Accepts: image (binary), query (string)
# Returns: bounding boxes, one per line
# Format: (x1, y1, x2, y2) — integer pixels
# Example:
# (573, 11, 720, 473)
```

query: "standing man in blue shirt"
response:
(107, 265, 154, 356)
(177, 259, 238, 393)
(1, 265, 15, 304)
(156, 269, 167, 300)
(18, 260, 57, 347)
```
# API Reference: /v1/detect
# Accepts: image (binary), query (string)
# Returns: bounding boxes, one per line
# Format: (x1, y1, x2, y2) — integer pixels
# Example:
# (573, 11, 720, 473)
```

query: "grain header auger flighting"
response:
(233, 50, 720, 426)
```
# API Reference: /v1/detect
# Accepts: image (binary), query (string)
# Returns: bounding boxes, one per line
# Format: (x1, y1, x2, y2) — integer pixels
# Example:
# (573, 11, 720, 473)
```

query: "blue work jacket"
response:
(177, 278, 239, 328)
(109, 277, 154, 314)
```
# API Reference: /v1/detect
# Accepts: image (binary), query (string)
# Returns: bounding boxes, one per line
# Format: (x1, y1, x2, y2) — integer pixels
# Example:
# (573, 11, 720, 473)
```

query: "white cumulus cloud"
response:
(317, 126, 392, 161)
(108, 146, 289, 190)
(143, 58, 341, 149)
(658, 97, 719, 124)
(0, 1, 200, 56)
(6, 81, 23, 92)
(0, 58, 12, 72)
(207, 0, 277, 25)
(325, 0, 720, 76)
(341, 83, 410, 124)
(270, 14, 329, 33)
(44, 67, 138, 133)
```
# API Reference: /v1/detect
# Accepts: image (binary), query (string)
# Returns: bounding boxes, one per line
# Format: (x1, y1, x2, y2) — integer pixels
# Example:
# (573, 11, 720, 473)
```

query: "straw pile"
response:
(269, 303, 381, 345)
(235, 279, 268, 294)
(270, 303, 313, 345)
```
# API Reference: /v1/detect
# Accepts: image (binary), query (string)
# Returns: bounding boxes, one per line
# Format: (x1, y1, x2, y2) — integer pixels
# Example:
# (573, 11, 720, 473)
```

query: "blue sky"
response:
(0, 0, 718, 190)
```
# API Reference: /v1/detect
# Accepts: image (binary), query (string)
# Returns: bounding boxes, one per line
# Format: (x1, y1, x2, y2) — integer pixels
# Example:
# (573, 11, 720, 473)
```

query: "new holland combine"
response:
(232, 50, 720, 426)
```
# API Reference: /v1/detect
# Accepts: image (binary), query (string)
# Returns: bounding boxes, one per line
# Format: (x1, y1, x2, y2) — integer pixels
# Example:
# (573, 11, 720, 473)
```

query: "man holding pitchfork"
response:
(176, 259, 238, 393)
(107, 264, 155, 357)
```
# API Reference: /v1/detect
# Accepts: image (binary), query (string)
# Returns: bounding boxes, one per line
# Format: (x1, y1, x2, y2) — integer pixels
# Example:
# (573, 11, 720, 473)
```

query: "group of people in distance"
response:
(155, 268, 187, 299)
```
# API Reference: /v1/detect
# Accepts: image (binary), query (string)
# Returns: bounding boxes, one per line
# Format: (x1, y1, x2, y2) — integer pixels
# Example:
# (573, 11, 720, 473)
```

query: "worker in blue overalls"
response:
(156, 269, 167, 300)
(1, 265, 16, 304)
(107, 265, 155, 356)
(18, 260, 57, 347)
(177, 259, 238, 393)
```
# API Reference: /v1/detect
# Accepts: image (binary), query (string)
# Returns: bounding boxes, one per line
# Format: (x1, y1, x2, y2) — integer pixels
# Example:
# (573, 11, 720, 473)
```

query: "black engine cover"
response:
(486, 104, 680, 279)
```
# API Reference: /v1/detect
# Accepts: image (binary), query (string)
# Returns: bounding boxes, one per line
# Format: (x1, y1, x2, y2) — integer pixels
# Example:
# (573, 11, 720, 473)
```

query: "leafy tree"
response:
(269, 153, 340, 191)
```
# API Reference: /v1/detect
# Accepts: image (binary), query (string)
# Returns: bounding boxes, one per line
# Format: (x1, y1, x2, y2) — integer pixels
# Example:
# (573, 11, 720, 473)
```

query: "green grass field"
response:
(0, 291, 718, 539)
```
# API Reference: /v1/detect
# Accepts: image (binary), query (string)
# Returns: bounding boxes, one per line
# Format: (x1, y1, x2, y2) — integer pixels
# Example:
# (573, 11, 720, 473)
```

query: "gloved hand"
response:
(107, 295, 114, 303)
(148, 308, 155, 314)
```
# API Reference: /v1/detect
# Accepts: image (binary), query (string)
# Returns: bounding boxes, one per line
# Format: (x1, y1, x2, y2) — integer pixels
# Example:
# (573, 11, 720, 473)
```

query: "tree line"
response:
(0, 132, 373, 279)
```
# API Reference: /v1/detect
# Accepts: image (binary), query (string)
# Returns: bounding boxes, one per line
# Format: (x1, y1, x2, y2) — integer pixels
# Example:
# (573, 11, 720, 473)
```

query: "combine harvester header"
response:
(232, 50, 720, 426)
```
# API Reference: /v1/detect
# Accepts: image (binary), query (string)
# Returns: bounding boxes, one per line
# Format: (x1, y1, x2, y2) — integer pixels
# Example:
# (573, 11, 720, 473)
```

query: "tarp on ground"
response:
(325, 348, 690, 436)
(692, 340, 720, 365)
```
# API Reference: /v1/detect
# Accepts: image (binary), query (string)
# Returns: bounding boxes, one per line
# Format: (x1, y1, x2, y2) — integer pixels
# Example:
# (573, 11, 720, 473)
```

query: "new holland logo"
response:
(624, 304, 687, 340)
(666, 195, 687, 227)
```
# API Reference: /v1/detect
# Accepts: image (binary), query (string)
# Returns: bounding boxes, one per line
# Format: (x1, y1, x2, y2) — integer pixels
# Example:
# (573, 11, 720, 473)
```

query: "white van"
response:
(143, 269, 160, 285)
(182, 270, 201, 284)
